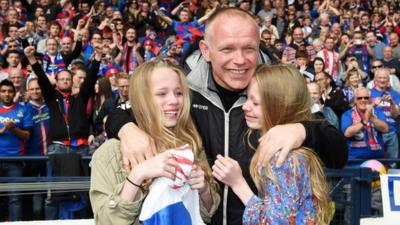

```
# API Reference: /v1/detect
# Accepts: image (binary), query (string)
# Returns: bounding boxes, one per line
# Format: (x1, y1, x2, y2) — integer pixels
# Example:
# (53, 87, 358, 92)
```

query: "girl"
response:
(212, 65, 331, 224)
(90, 60, 219, 225)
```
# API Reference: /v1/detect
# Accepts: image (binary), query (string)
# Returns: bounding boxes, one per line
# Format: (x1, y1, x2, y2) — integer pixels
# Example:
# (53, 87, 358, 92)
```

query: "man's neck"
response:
(1, 102, 14, 107)
(375, 86, 387, 92)
(30, 98, 44, 106)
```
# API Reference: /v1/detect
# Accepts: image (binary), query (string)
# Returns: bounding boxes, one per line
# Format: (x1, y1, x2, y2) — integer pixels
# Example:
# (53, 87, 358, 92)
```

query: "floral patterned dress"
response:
(243, 153, 317, 225)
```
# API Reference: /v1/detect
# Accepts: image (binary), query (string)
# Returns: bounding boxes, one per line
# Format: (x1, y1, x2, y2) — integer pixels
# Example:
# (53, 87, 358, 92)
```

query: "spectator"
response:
(315, 71, 349, 118)
(24, 77, 50, 220)
(117, 27, 143, 73)
(340, 31, 375, 73)
(367, 59, 400, 93)
(282, 26, 316, 65)
(308, 82, 339, 128)
(24, 45, 100, 219)
(342, 87, 388, 160)
(342, 68, 363, 103)
(8, 67, 25, 102)
(316, 36, 341, 84)
(382, 46, 400, 78)
(369, 68, 400, 161)
(0, 79, 32, 221)
(366, 31, 385, 60)
(389, 32, 400, 59)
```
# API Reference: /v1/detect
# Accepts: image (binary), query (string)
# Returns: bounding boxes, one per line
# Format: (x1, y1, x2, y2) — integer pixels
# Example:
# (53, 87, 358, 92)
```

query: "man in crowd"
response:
(369, 68, 400, 162)
(382, 46, 400, 78)
(0, 79, 32, 221)
(24, 45, 101, 219)
(105, 8, 347, 225)
(282, 26, 316, 64)
(316, 36, 340, 84)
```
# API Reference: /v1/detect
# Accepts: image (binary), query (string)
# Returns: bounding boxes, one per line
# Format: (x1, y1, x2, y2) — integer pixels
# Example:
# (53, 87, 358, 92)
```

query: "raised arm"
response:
(24, 46, 56, 102)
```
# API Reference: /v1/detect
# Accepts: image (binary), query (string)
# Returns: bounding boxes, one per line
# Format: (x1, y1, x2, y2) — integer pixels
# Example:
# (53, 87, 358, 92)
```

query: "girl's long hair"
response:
(249, 64, 331, 224)
(129, 59, 216, 190)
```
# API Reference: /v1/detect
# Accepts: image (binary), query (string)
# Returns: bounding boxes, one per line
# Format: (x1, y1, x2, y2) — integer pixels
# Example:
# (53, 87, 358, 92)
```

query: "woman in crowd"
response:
(212, 65, 331, 224)
(343, 68, 363, 103)
(90, 59, 219, 225)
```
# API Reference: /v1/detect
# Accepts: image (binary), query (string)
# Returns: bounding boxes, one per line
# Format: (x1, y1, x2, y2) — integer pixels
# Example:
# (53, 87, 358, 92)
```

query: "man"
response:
(382, 46, 400, 78)
(308, 82, 339, 128)
(389, 32, 400, 59)
(366, 31, 385, 60)
(315, 71, 349, 118)
(282, 26, 316, 65)
(369, 68, 400, 161)
(0, 79, 32, 221)
(24, 77, 50, 220)
(367, 59, 400, 93)
(316, 36, 340, 84)
(342, 87, 388, 160)
(60, 35, 83, 68)
(8, 68, 25, 102)
(106, 8, 347, 225)
(36, 21, 61, 54)
(257, 0, 275, 21)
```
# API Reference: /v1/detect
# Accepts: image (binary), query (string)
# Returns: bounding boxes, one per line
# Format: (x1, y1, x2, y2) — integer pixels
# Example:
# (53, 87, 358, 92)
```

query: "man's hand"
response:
(24, 46, 36, 64)
(119, 123, 157, 171)
(3, 120, 15, 131)
(257, 123, 305, 168)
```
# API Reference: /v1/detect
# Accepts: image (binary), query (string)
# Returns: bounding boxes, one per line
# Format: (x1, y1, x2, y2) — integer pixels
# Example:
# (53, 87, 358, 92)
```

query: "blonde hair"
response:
(344, 68, 361, 88)
(129, 59, 216, 190)
(249, 64, 331, 225)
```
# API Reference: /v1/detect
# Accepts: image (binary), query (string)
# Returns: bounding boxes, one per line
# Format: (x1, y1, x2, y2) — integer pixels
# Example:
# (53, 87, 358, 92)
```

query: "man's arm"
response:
(24, 46, 55, 101)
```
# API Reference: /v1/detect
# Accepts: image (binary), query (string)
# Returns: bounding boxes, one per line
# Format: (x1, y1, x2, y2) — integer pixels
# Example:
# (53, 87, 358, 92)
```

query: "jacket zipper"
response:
(56, 98, 71, 141)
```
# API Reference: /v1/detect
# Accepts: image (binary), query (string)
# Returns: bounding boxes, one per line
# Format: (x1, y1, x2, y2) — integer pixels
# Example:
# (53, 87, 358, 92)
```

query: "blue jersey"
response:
(0, 102, 33, 156)
(341, 107, 386, 160)
(24, 101, 50, 156)
(370, 88, 400, 132)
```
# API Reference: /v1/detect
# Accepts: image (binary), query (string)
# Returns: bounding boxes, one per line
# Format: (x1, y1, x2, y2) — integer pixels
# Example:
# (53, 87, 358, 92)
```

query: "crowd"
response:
(0, 0, 399, 224)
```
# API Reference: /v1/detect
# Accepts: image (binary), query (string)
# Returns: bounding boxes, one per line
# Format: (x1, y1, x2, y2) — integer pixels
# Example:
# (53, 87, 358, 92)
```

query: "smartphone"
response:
(182, 2, 190, 7)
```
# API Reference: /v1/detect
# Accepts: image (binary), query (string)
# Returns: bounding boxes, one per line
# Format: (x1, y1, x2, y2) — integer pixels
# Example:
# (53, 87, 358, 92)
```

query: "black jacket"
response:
(106, 56, 348, 225)
(33, 60, 100, 142)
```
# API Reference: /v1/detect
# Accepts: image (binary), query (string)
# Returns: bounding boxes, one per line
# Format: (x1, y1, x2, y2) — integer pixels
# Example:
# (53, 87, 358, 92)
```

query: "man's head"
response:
(371, 59, 384, 75)
(353, 31, 364, 45)
(49, 22, 61, 38)
(315, 72, 331, 91)
(307, 82, 321, 103)
(292, 27, 304, 44)
(178, 9, 191, 23)
(199, 8, 259, 91)
(389, 33, 399, 47)
(360, 14, 370, 26)
(117, 73, 129, 101)
(45, 38, 58, 55)
(324, 36, 335, 51)
(366, 31, 377, 45)
(61, 36, 73, 53)
(125, 27, 136, 43)
(383, 46, 393, 60)
(7, 8, 19, 24)
(261, 29, 272, 46)
(8, 24, 19, 41)
(56, 71, 73, 92)
(374, 68, 390, 90)
(8, 68, 24, 90)
(0, 79, 15, 106)
(72, 69, 86, 89)
(354, 87, 370, 112)
(27, 78, 42, 102)
(5, 50, 20, 68)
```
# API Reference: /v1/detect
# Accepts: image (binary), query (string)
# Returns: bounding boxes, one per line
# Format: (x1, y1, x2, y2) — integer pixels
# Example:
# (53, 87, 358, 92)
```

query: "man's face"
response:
(361, 15, 369, 26)
(7, 53, 20, 68)
(81, 3, 90, 14)
(126, 29, 136, 42)
(200, 17, 259, 91)
(61, 37, 73, 53)
(27, 80, 42, 101)
(307, 83, 321, 103)
(72, 70, 86, 89)
(118, 78, 129, 100)
(390, 34, 399, 47)
(261, 33, 271, 46)
(46, 39, 58, 55)
(56, 71, 72, 92)
(8, 26, 18, 40)
(371, 61, 384, 75)
(9, 70, 23, 89)
(366, 32, 376, 45)
(293, 28, 304, 43)
(324, 38, 334, 50)
(7, 9, 18, 23)
(375, 71, 390, 90)
(315, 73, 330, 91)
(383, 47, 393, 59)
(354, 89, 370, 112)
(0, 0, 8, 10)
(179, 11, 190, 23)
(0, 85, 15, 105)
(49, 25, 60, 38)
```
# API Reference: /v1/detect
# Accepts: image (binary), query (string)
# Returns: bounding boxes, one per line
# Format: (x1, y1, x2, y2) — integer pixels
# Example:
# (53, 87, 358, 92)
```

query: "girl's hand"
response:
(188, 164, 208, 193)
(129, 150, 177, 184)
(212, 155, 244, 189)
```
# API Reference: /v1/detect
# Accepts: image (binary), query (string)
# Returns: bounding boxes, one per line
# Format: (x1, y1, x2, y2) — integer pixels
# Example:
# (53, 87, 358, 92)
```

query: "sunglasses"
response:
(356, 96, 370, 100)
(372, 65, 383, 69)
